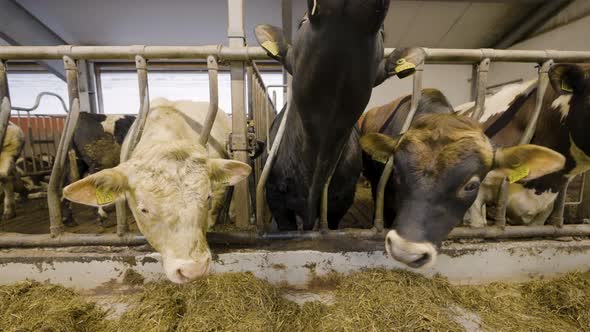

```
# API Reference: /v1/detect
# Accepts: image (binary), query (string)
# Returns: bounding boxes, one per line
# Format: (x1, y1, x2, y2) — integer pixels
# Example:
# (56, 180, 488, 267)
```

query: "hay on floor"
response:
(1, 270, 590, 332)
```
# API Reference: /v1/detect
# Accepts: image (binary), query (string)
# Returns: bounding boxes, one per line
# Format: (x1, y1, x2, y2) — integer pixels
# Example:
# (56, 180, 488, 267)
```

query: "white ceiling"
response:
(11, 0, 537, 49)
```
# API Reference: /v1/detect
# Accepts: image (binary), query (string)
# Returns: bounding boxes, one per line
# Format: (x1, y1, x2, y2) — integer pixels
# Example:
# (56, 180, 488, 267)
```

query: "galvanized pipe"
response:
(255, 105, 290, 231)
(116, 55, 151, 236)
(1, 224, 590, 248)
(549, 180, 569, 227)
(47, 56, 80, 237)
(11, 91, 68, 113)
(2, 46, 590, 63)
(494, 178, 509, 227)
(519, 60, 553, 144)
(374, 66, 424, 232)
(198, 56, 219, 146)
(471, 58, 490, 121)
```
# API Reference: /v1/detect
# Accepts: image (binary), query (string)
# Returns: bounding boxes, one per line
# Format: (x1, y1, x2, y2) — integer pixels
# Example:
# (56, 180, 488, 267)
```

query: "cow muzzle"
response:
(163, 254, 212, 284)
(385, 230, 437, 268)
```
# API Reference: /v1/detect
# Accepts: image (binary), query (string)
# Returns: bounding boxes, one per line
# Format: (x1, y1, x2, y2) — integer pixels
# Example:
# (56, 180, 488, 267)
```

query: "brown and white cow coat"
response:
(457, 64, 590, 226)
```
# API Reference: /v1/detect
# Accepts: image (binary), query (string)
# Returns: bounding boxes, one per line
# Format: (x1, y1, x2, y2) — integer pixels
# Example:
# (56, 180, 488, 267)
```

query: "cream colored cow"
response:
(63, 98, 251, 283)
(0, 122, 26, 219)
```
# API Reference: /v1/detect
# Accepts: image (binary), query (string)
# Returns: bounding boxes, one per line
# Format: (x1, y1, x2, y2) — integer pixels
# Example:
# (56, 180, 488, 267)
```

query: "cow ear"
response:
(360, 133, 399, 164)
(63, 167, 129, 207)
(386, 47, 425, 79)
(209, 159, 252, 186)
(493, 145, 565, 182)
(549, 64, 586, 95)
(255, 24, 291, 72)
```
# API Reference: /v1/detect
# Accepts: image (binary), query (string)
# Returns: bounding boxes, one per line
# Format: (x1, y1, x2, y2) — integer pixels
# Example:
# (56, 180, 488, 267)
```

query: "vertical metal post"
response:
(549, 181, 568, 227)
(0, 60, 12, 155)
(115, 55, 150, 236)
(199, 56, 219, 146)
(493, 178, 509, 227)
(281, 0, 292, 102)
(228, 0, 251, 228)
(94, 65, 105, 114)
(471, 58, 490, 121)
(47, 56, 80, 237)
(374, 66, 424, 232)
(77, 60, 93, 113)
(86, 61, 98, 114)
(256, 105, 290, 231)
(519, 60, 553, 145)
(470, 64, 478, 102)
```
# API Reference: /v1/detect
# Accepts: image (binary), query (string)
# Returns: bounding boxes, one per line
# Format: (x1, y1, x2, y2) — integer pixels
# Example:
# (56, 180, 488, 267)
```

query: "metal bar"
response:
(47, 56, 80, 237)
(0, 60, 12, 158)
(470, 64, 478, 102)
(374, 66, 424, 232)
(228, 0, 250, 229)
(3, 46, 590, 63)
(549, 181, 569, 227)
(494, 178, 509, 227)
(77, 59, 92, 113)
(94, 64, 105, 114)
(520, 60, 553, 144)
(2, 224, 590, 249)
(198, 56, 219, 146)
(565, 172, 585, 206)
(116, 55, 151, 236)
(11, 92, 68, 113)
(256, 105, 290, 231)
(471, 58, 490, 121)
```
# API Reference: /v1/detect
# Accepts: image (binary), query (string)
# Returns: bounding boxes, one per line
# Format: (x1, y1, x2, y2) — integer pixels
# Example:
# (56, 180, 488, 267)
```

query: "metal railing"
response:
(11, 92, 68, 178)
(0, 45, 589, 249)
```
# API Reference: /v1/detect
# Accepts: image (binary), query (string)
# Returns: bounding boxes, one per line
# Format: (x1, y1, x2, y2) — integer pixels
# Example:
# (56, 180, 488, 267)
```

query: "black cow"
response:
(63, 112, 135, 225)
(256, 0, 423, 230)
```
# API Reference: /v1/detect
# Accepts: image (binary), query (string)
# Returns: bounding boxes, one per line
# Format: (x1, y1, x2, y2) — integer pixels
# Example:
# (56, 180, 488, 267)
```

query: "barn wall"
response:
(367, 64, 473, 110)
(489, 15, 590, 86)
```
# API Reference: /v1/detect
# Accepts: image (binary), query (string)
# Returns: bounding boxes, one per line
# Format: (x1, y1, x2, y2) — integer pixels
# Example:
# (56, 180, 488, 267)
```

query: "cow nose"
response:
(385, 230, 437, 269)
(166, 256, 211, 284)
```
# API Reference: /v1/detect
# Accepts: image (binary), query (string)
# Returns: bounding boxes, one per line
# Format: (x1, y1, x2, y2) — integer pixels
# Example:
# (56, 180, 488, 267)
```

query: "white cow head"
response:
(63, 142, 250, 283)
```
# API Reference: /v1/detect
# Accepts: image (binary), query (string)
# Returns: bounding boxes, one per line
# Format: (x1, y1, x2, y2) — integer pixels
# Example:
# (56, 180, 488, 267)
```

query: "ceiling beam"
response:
(0, 0, 66, 80)
(493, 0, 573, 49)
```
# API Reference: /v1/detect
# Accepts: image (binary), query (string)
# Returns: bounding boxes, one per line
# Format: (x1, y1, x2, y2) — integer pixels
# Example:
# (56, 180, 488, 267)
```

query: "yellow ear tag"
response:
(96, 188, 116, 205)
(508, 165, 530, 183)
(262, 40, 280, 57)
(394, 58, 416, 74)
(561, 80, 573, 93)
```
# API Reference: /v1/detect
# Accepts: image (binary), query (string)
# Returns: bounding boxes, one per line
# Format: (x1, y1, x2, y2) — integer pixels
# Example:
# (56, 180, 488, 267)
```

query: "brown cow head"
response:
(361, 113, 565, 268)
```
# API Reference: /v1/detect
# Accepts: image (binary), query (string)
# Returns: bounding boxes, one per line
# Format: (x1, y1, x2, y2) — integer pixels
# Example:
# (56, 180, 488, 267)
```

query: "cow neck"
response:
(378, 95, 412, 135)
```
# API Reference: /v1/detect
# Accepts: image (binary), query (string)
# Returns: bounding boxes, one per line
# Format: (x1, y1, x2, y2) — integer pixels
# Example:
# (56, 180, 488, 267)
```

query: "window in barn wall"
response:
(100, 71, 233, 114)
(6, 72, 68, 115)
(258, 72, 285, 109)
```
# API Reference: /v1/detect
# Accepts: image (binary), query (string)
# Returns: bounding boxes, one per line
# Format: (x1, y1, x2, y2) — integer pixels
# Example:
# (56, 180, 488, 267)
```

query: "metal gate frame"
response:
(0, 46, 590, 248)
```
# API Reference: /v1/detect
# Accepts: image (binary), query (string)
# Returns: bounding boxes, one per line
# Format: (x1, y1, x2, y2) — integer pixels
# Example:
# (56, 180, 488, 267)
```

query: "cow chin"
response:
(162, 252, 212, 284)
(385, 230, 437, 269)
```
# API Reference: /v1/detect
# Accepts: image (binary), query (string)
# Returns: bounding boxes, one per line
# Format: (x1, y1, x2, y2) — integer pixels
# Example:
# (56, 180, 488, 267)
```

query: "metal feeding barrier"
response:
(10, 92, 68, 178)
(0, 45, 589, 248)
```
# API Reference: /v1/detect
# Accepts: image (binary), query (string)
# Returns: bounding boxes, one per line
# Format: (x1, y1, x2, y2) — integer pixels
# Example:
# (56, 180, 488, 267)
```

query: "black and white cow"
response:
(62, 112, 135, 225)
(456, 64, 590, 226)
(256, 0, 423, 230)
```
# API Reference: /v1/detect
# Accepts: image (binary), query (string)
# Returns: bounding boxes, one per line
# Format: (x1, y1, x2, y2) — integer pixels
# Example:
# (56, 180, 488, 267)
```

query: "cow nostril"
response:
(176, 268, 188, 282)
(409, 253, 431, 268)
(386, 236, 393, 248)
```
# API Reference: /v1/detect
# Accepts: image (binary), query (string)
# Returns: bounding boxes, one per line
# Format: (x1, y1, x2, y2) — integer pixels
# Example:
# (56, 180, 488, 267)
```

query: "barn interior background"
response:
(0, 0, 588, 298)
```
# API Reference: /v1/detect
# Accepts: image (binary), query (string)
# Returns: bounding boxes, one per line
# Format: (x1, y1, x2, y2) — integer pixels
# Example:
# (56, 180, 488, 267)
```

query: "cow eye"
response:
(140, 208, 149, 214)
(463, 180, 480, 192)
